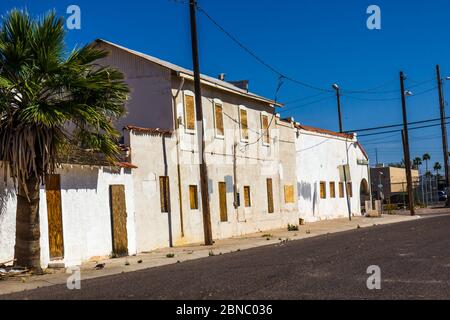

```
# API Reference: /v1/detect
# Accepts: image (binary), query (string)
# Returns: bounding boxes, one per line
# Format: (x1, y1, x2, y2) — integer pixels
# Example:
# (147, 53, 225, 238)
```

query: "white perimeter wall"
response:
(0, 165, 136, 267)
(296, 131, 370, 222)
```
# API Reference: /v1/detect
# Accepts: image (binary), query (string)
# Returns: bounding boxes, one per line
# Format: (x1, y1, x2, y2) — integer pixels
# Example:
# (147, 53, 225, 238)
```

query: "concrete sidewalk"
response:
(0, 213, 426, 296)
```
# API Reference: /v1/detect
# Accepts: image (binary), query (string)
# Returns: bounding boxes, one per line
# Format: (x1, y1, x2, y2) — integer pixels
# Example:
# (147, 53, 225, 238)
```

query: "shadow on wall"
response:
(58, 167, 100, 191)
(0, 179, 16, 216)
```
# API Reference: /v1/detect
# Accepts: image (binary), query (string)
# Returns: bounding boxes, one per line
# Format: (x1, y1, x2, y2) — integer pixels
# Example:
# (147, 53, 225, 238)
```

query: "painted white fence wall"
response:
(0, 165, 136, 267)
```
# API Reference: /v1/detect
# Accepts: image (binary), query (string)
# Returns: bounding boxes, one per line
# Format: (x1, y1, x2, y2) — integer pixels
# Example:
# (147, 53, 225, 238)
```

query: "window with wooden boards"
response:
(346, 182, 353, 197)
(214, 100, 224, 137)
(339, 182, 345, 198)
(284, 185, 295, 203)
(243, 186, 251, 207)
(184, 92, 196, 132)
(159, 176, 170, 213)
(320, 181, 326, 199)
(266, 178, 274, 213)
(189, 185, 198, 210)
(261, 113, 270, 145)
(239, 107, 249, 141)
(329, 182, 336, 198)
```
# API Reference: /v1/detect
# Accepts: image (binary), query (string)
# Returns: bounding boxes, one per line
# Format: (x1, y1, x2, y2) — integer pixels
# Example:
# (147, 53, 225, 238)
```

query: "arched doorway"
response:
(360, 179, 370, 213)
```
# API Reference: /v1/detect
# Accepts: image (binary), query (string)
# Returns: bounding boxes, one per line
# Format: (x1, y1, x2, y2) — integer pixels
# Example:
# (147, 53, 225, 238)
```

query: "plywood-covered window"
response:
(266, 178, 274, 213)
(346, 182, 353, 197)
(184, 91, 196, 132)
(159, 176, 170, 213)
(284, 185, 295, 203)
(339, 182, 345, 198)
(239, 106, 249, 141)
(214, 99, 224, 138)
(320, 181, 326, 199)
(243, 186, 251, 207)
(189, 185, 198, 210)
(261, 113, 270, 145)
(329, 182, 336, 198)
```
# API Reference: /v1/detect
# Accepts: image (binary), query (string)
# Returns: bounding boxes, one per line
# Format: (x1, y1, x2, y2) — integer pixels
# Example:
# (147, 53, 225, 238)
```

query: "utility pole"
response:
(332, 83, 351, 220)
(189, 0, 213, 245)
(400, 71, 415, 215)
(333, 84, 343, 133)
(375, 148, 378, 166)
(436, 65, 449, 191)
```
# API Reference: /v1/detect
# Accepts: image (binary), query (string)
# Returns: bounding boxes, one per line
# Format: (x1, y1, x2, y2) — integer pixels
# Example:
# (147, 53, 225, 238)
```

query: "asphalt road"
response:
(3, 215, 450, 300)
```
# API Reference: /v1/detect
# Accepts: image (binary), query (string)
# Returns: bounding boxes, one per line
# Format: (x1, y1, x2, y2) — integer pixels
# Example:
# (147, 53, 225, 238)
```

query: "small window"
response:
(159, 176, 170, 213)
(266, 178, 274, 213)
(184, 91, 196, 132)
(213, 100, 224, 138)
(346, 182, 353, 197)
(243, 186, 251, 207)
(320, 181, 326, 199)
(339, 182, 345, 198)
(261, 113, 270, 145)
(189, 185, 198, 210)
(284, 185, 295, 203)
(239, 106, 249, 141)
(329, 182, 336, 198)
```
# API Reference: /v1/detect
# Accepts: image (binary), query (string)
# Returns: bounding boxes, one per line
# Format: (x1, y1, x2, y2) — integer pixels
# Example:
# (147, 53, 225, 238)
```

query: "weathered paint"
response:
(296, 129, 370, 222)
(0, 165, 136, 267)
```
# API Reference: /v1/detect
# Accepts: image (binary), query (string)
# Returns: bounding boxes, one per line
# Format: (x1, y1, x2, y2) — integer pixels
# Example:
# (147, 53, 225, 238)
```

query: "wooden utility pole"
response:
(332, 84, 351, 220)
(189, 0, 213, 245)
(399, 72, 415, 215)
(436, 65, 449, 189)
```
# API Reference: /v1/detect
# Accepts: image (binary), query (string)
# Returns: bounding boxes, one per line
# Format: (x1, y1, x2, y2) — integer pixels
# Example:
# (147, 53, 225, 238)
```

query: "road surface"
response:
(2, 214, 450, 299)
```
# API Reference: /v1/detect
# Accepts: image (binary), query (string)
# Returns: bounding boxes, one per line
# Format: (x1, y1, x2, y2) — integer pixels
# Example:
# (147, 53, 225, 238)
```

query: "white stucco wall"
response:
(296, 130, 370, 222)
(0, 165, 136, 267)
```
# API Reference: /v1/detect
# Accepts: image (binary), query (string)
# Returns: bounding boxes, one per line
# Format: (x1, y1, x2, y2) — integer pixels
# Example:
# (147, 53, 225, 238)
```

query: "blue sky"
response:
(1, 0, 450, 170)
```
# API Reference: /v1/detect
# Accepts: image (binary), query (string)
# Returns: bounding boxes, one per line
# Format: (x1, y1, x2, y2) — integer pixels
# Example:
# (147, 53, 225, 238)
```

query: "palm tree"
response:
(0, 10, 128, 271)
(434, 162, 442, 177)
(423, 153, 431, 175)
(412, 157, 422, 170)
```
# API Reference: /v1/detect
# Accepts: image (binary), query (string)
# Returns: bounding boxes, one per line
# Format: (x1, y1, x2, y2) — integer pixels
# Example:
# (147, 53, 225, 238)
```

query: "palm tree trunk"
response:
(14, 176, 42, 273)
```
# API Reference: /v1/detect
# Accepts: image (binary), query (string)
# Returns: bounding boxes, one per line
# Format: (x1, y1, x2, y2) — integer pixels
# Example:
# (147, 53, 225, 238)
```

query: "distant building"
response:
(370, 166, 419, 203)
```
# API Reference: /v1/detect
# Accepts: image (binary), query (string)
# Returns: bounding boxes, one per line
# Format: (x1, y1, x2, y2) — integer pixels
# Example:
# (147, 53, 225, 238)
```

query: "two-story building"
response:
(94, 39, 299, 252)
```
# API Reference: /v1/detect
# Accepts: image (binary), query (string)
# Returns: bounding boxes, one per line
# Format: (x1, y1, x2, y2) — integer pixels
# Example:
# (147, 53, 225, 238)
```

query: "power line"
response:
(358, 120, 450, 137)
(347, 116, 449, 133)
(279, 94, 335, 112)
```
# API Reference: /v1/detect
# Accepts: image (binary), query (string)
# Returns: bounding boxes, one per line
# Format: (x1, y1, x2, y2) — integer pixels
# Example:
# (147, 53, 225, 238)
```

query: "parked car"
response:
(438, 191, 447, 201)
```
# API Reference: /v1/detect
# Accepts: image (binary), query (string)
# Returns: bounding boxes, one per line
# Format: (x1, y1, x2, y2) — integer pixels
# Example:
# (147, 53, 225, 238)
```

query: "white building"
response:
(294, 123, 370, 222)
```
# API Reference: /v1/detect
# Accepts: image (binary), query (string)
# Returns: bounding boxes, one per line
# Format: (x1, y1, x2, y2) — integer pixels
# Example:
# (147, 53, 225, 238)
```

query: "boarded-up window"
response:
(261, 113, 270, 145)
(266, 178, 274, 213)
(346, 182, 353, 197)
(159, 176, 170, 213)
(339, 182, 345, 198)
(240, 107, 249, 140)
(320, 181, 326, 199)
(329, 182, 336, 198)
(219, 182, 228, 222)
(244, 186, 251, 207)
(214, 102, 224, 137)
(284, 185, 295, 203)
(189, 185, 198, 210)
(184, 93, 196, 131)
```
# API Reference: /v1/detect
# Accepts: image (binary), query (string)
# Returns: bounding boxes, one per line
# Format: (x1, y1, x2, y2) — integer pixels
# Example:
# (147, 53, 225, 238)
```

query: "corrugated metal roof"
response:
(94, 39, 282, 107)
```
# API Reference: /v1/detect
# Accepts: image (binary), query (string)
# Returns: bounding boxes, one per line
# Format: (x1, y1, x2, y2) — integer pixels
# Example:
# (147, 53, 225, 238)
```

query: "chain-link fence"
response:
(373, 176, 446, 209)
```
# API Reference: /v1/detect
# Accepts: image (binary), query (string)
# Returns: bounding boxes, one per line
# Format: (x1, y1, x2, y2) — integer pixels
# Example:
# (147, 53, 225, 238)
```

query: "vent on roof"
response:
(228, 80, 249, 92)
(218, 73, 226, 81)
